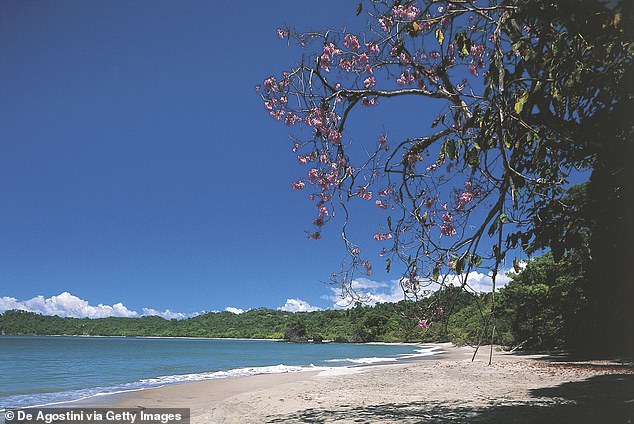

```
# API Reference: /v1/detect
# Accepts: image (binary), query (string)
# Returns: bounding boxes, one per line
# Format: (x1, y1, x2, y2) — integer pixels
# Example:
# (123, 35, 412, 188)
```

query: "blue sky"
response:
(0, 1, 512, 318)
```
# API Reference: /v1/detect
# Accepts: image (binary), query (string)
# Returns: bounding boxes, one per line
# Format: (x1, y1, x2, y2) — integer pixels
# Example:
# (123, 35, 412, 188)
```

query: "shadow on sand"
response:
(266, 374, 634, 423)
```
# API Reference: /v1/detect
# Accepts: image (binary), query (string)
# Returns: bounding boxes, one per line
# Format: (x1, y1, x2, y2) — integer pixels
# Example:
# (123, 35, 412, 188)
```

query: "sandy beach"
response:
(99, 344, 633, 423)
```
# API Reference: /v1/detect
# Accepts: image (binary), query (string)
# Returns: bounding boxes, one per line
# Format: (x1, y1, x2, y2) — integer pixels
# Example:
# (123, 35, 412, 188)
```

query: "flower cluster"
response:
(439, 212, 457, 236)
(373, 232, 393, 241)
(396, 68, 416, 86)
(392, 4, 420, 21)
(455, 181, 475, 211)
(468, 44, 486, 76)
(343, 34, 360, 52)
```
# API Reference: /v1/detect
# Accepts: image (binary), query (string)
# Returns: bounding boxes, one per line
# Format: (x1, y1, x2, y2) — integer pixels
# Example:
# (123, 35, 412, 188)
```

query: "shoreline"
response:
(3, 342, 445, 411)
(77, 344, 633, 423)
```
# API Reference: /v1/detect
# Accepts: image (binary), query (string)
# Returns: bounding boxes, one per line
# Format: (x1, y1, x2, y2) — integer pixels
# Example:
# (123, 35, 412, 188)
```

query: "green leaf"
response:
(435, 28, 444, 46)
(455, 31, 472, 58)
(499, 213, 509, 224)
(455, 256, 465, 275)
(514, 90, 529, 114)
(513, 257, 521, 273)
(444, 139, 456, 159)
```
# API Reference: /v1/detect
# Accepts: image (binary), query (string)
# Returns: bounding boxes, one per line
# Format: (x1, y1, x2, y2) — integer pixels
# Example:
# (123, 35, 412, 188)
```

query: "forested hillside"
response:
(1, 246, 590, 351)
(1, 286, 508, 344)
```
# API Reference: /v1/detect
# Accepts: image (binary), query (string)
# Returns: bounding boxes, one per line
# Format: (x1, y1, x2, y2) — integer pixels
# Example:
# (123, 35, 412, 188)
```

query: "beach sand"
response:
(100, 343, 633, 423)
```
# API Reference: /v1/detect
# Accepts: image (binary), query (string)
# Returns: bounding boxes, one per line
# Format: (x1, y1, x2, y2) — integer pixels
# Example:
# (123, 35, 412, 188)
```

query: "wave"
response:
(0, 364, 321, 411)
(137, 364, 322, 385)
(325, 356, 399, 364)
(1, 343, 443, 411)
(324, 345, 442, 365)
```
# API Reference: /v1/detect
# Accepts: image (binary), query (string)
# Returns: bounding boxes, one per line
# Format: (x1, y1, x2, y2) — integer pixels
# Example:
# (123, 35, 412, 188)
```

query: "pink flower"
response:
(277, 28, 289, 39)
(323, 43, 341, 57)
(364, 76, 376, 88)
(457, 191, 474, 208)
(378, 17, 391, 32)
(362, 261, 372, 275)
(344, 34, 360, 52)
(318, 205, 329, 218)
(373, 232, 392, 241)
(328, 129, 341, 144)
(291, 181, 305, 190)
(366, 42, 380, 53)
(269, 110, 284, 120)
(358, 189, 372, 200)
(375, 199, 388, 209)
(339, 57, 355, 72)
(308, 232, 321, 240)
(396, 69, 416, 86)
(285, 113, 301, 126)
(418, 319, 430, 329)
(308, 168, 319, 180)
(392, 5, 420, 20)
(361, 97, 378, 106)
(442, 212, 453, 222)
(320, 53, 331, 72)
(378, 135, 387, 145)
(263, 76, 278, 91)
(378, 187, 392, 196)
(440, 222, 456, 236)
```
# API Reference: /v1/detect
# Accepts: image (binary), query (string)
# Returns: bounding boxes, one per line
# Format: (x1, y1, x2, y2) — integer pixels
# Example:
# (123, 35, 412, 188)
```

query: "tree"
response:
(502, 252, 589, 351)
(260, 0, 633, 354)
(284, 318, 308, 342)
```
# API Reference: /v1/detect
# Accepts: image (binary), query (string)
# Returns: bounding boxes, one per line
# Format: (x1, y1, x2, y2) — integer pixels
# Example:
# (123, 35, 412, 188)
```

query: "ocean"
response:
(0, 335, 441, 409)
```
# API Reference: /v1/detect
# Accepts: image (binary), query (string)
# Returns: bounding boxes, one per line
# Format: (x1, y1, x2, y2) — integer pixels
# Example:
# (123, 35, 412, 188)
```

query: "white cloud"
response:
(440, 269, 513, 293)
(0, 292, 201, 320)
(324, 269, 514, 309)
(350, 277, 389, 290)
(325, 278, 407, 309)
(224, 306, 245, 314)
(279, 298, 321, 313)
(0, 292, 138, 318)
(141, 308, 187, 320)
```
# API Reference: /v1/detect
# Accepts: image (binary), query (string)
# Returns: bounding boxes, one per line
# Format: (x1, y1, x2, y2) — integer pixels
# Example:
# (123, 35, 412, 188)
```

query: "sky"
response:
(0, 0, 513, 319)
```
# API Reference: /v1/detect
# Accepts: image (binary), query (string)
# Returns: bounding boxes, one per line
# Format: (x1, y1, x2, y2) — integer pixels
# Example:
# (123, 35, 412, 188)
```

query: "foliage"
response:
(260, 0, 633, 354)
(0, 289, 508, 345)
(501, 252, 588, 351)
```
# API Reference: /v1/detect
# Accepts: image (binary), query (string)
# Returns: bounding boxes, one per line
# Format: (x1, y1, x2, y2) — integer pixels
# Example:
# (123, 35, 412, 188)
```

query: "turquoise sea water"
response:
(0, 336, 441, 409)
